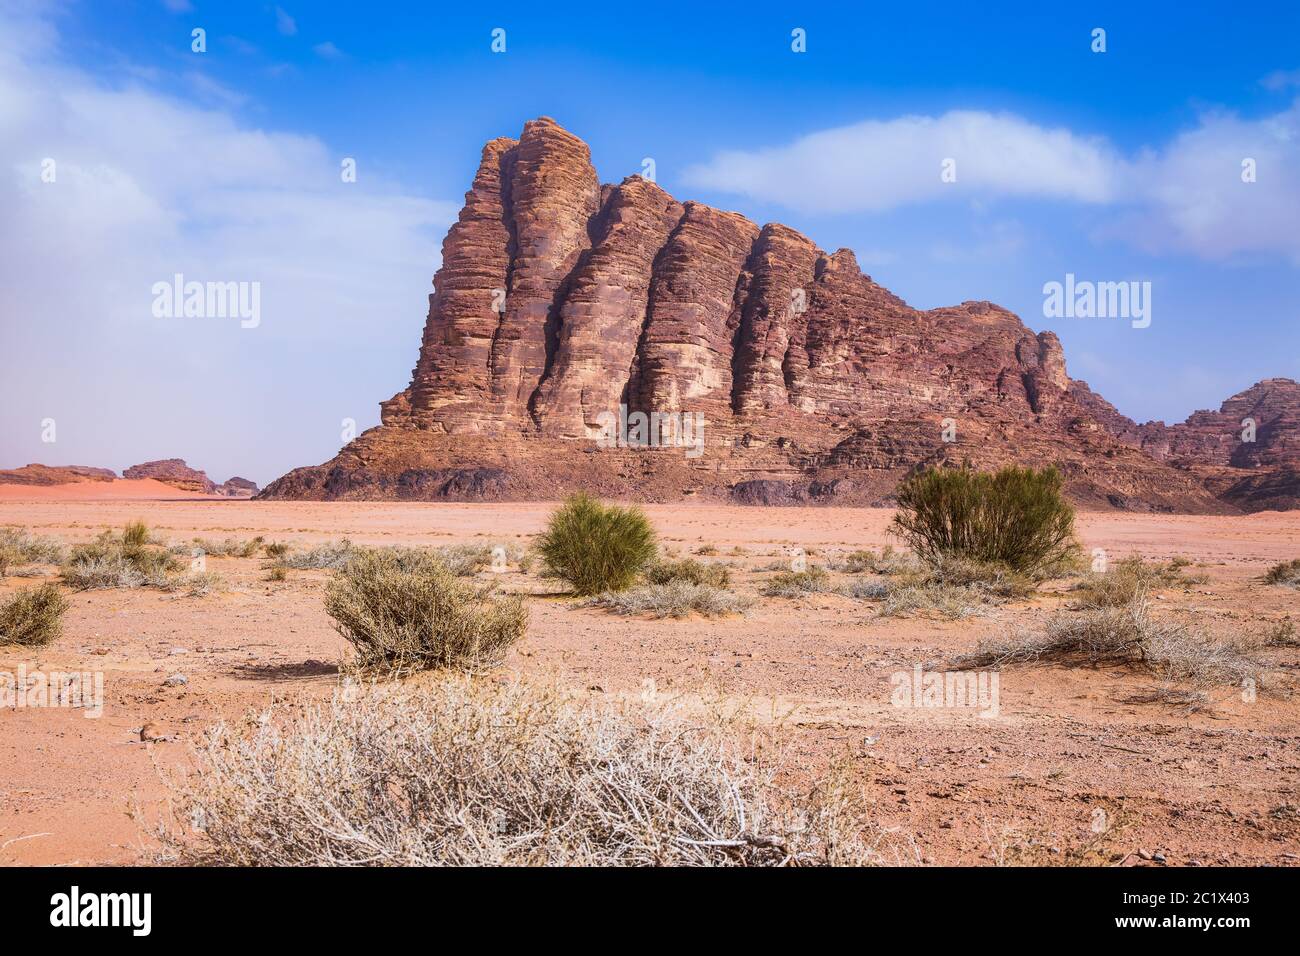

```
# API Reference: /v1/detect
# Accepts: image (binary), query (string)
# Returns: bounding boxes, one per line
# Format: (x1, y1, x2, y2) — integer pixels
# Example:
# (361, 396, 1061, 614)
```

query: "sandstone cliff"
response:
(261, 117, 1296, 513)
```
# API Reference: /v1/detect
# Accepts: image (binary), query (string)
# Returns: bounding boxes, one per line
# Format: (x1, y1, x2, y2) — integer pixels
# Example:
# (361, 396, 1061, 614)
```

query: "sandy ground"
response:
(1, 493, 1297, 866)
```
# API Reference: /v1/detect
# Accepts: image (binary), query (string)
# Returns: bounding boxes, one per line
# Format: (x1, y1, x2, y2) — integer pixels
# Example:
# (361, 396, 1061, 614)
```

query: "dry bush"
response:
(957, 596, 1262, 688)
(0, 527, 65, 575)
(155, 677, 884, 866)
(876, 582, 992, 620)
(762, 566, 831, 597)
(267, 566, 288, 582)
(0, 582, 68, 646)
(891, 464, 1077, 576)
(61, 527, 182, 591)
(645, 557, 731, 589)
(1264, 558, 1300, 588)
(279, 539, 356, 570)
(262, 541, 291, 559)
(588, 581, 752, 619)
(1071, 556, 1207, 609)
(1264, 619, 1299, 648)
(156, 571, 226, 597)
(536, 494, 657, 595)
(434, 543, 495, 577)
(192, 536, 264, 558)
(325, 548, 526, 674)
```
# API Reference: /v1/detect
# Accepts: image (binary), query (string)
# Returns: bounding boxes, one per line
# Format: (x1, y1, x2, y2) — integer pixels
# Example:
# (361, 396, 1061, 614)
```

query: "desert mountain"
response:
(261, 117, 1297, 512)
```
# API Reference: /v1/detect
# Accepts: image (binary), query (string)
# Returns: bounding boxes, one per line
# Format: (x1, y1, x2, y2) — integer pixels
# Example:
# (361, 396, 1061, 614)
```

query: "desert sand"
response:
(1, 495, 1297, 866)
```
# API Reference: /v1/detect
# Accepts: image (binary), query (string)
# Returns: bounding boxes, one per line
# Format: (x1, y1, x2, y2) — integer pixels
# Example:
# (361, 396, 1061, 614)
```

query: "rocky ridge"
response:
(260, 118, 1298, 513)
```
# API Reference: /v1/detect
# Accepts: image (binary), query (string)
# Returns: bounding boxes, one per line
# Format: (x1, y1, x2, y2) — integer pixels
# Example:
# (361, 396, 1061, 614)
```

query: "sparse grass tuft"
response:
(0, 583, 68, 646)
(891, 464, 1077, 577)
(325, 548, 526, 675)
(587, 581, 753, 619)
(157, 676, 885, 866)
(536, 494, 657, 596)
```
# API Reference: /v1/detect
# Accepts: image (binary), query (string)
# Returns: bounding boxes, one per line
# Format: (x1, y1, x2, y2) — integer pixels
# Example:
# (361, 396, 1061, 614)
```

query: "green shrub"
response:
(644, 557, 731, 589)
(536, 494, 657, 596)
(0, 583, 68, 646)
(325, 548, 527, 674)
(122, 520, 150, 548)
(891, 464, 1076, 576)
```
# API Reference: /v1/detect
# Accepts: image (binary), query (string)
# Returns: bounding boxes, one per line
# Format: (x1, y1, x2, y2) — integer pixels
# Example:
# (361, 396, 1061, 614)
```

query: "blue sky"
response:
(2, 0, 1298, 486)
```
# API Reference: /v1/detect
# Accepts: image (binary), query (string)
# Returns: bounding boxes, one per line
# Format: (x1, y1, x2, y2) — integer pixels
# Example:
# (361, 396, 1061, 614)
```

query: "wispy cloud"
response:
(274, 6, 297, 36)
(313, 41, 344, 60)
(685, 102, 1300, 264)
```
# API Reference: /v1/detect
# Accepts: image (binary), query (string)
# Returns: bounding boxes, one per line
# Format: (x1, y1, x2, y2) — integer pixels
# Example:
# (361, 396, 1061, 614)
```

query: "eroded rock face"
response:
(260, 118, 1297, 512)
(123, 459, 215, 494)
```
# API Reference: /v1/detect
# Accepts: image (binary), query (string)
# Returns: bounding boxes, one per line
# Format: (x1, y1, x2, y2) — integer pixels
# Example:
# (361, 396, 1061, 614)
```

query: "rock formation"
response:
(260, 117, 1298, 513)
(123, 459, 216, 495)
(0, 464, 117, 486)
(216, 477, 260, 498)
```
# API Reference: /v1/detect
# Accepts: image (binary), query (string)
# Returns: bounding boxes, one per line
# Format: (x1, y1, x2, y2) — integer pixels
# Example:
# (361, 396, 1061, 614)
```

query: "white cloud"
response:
(683, 110, 1122, 213)
(0, 7, 457, 483)
(685, 102, 1300, 263)
(313, 41, 344, 60)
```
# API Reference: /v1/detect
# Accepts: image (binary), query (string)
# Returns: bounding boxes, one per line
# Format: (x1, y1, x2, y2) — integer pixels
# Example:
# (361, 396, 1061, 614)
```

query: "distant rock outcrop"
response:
(216, 477, 260, 498)
(123, 459, 216, 495)
(259, 117, 1297, 512)
(0, 464, 117, 486)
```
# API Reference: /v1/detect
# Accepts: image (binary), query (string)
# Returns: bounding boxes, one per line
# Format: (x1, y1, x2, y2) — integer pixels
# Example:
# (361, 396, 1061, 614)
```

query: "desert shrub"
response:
(645, 557, 731, 589)
(588, 581, 753, 619)
(122, 520, 150, 548)
(877, 582, 992, 620)
(1264, 619, 1299, 647)
(0, 583, 68, 646)
(325, 548, 526, 674)
(262, 541, 291, 559)
(0, 527, 65, 575)
(958, 597, 1261, 687)
(1071, 556, 1203, 609)
(762, 566, 831, 598)
(193, 536, 264, 558)
(279, 539, 356, 570)
(435, 543, 495, 577)
(267, 566, 288, 582)
(62, 528, 182, 591)
(1264, 558, 1300, 588)
(536, 494, 657, 596)
(157, 676, 882, 866)
(891, 465, 1077, 577)
(153, 571, 225, 597)
(836, 577, 890, 600)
